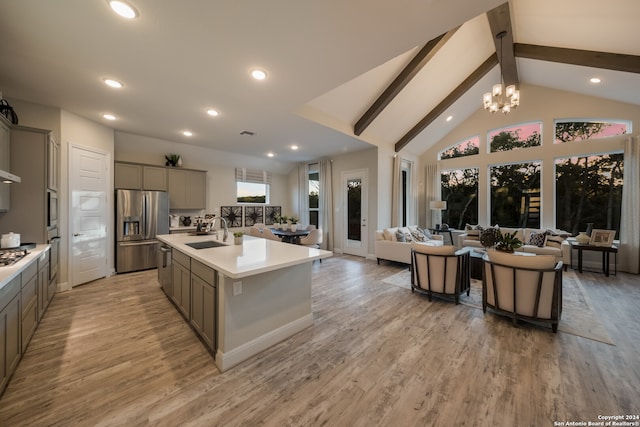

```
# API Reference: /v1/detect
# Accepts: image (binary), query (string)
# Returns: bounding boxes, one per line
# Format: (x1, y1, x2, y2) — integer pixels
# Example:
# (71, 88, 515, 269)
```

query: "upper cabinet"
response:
(115, 161, 206, 209)
(168, 168, 206, 210)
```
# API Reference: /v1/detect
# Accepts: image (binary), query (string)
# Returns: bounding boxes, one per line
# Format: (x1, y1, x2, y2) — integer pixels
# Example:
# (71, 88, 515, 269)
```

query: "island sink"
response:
(185, 240, 226, 249)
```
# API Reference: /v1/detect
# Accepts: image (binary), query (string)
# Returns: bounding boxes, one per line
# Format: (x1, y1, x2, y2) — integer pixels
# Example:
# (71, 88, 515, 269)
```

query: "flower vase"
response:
(586, 223, 594, 236)
(291, 224, 297, 232)
(234, 236, 243, 245)
(575, 232, 590, 245)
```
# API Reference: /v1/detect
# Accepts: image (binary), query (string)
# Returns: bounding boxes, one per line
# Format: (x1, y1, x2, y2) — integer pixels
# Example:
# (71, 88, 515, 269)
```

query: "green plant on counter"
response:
(233, 231, 244, 237)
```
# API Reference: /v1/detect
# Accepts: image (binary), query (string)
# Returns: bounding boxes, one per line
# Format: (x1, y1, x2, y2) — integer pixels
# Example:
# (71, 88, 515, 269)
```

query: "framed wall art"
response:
(264, 206, 281, 225)
(221, 206, 243, 228)
(244, 206, 264, 226)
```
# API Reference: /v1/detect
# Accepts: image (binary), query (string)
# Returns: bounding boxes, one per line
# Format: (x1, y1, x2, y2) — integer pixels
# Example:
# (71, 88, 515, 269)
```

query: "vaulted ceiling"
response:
(1, 0, 639, 169)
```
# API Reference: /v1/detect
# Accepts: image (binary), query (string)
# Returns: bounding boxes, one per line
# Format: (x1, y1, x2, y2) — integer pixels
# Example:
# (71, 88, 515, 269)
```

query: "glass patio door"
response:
(342, 169, 368, 257)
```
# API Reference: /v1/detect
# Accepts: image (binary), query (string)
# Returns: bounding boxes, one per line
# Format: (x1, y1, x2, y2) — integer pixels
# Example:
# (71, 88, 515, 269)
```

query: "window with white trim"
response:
(236, 168, 271, 204)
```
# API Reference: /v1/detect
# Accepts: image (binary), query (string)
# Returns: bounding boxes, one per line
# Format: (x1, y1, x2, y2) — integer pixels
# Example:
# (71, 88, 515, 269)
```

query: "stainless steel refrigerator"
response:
(115, 189, 169, 273)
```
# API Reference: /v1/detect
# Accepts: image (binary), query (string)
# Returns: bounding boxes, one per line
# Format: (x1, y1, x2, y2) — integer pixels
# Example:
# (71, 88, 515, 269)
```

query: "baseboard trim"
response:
(215, 313, 314, 372)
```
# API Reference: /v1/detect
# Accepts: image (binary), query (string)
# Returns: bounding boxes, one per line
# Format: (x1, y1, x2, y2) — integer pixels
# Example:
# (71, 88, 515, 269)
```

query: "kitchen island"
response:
(157, 233, 332, 371)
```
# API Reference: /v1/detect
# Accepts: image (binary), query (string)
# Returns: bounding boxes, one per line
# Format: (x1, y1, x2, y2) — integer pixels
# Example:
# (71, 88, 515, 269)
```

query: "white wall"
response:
(114, 132, 294, 231)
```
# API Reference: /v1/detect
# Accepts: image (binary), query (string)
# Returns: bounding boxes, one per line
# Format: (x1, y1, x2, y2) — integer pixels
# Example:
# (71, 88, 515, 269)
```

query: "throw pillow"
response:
(411, 229, 426, 242)
(395, 230, 406, 242)
(545, 234, 565, 249)
(404, 232, 413, 242)
(465, 224, 483, 240)
(527, 231, 547, 247)
(418, 227, 433, 240)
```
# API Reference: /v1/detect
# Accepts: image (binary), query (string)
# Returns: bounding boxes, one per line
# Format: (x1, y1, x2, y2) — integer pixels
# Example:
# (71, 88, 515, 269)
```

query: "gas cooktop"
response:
(0, 247, 30, 267)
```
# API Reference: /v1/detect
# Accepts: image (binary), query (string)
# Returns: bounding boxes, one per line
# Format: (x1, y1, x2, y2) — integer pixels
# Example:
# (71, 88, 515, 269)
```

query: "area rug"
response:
(382, 269, 615, 345)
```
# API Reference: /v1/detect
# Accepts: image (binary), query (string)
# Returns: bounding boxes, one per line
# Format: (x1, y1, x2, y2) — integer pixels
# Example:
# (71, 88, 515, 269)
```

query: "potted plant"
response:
(279, 215, 289, 230)
(495, 230, 522, 253)
(233, 231, 244, 245)
(165, 153, 182, 167)
(289, 216, 299, 232)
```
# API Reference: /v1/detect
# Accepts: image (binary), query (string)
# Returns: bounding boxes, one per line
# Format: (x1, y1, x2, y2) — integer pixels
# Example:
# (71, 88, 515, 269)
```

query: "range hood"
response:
(0, 169, 21, 184)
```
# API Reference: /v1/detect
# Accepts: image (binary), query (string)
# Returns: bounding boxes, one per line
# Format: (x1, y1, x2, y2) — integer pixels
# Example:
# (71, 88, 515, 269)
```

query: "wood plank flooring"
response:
(0, 255, 638, 426)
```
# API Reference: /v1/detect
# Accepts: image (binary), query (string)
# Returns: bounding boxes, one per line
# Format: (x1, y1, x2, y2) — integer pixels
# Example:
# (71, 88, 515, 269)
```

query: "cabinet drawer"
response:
(38, 249, 50, 269)
(22, 261, 38, 286)
(173, 250, 190, 268)
(191, 259, 215, 285)
(21, 274, 37, 314)
(0, 275, 20, 312)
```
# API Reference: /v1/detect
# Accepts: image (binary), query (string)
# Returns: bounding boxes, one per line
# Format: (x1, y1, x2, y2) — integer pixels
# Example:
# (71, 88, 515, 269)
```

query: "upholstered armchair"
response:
(482, 251, 563, 332)
(410, 243, 471, 304)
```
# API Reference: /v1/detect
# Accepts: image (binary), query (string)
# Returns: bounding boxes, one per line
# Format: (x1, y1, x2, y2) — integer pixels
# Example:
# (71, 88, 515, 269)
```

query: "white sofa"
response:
(375, 226, 444, 265)
(457, 226, 571, 267)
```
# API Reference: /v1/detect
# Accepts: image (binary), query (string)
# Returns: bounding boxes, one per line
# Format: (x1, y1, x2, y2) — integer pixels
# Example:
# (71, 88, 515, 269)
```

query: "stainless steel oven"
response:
(47, 189, 58, 228)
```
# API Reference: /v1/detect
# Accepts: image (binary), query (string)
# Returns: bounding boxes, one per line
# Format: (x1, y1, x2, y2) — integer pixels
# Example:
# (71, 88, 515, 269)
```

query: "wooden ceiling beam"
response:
(394, 54, 498, 153)
(486, 2, 519, 87)
(515, 44, 640, 74)
(353, 28, 459, 136)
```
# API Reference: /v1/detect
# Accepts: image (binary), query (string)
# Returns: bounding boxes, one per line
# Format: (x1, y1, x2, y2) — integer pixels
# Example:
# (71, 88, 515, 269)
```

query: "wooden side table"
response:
(570, 242, 618, 276)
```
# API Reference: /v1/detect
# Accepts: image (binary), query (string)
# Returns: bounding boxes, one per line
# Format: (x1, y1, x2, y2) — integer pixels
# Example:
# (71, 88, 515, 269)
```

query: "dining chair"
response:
(299, 229, 323, 262)
(249, 226, 262, 237)
(305, 224, 317, 231)
(261, 227, 282, 241)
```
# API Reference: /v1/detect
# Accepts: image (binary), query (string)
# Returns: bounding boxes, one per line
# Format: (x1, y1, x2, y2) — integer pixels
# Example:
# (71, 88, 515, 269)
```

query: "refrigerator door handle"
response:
(118, 241, 158, 247)
(142, 193, 149, 239)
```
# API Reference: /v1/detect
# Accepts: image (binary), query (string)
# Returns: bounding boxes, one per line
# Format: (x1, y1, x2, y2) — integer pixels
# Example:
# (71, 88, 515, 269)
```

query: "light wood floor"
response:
(0, 255, 639, 426)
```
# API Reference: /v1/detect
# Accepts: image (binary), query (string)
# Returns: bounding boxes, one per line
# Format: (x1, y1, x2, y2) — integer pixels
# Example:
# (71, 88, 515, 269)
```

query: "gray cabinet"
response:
(114, 162, 142, 189)
(2, 125, 58, 245)
(168, 169, 206, 209)
(114, 162, 168, 191)
(37, 248, 50, 320)
(143, 166, 167, 191)
(47, 134, 60, 191)
(190, 259, 216, 350)
(0, 275, 21, 395)
(114, 161, 206, 208)
(21, 260, 38, 353)
(171, 250, 191, 319)
(0, 116, 11, 212)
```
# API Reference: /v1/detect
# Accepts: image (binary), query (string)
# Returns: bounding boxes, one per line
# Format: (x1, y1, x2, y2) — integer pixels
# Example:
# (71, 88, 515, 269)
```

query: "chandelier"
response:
(483, 31, 520, 114)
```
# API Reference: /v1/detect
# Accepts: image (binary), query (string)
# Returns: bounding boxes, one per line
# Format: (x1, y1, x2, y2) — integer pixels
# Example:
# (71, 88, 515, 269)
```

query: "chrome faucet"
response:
(219, 217, 229, 242)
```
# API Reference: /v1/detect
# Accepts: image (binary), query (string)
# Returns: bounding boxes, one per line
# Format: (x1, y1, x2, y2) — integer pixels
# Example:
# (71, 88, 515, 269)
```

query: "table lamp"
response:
(430, 200, 447, 229)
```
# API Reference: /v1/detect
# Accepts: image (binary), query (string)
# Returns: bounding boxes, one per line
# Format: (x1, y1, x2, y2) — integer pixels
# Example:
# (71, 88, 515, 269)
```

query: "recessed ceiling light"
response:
(108, 0, 138, 19)
(102, 114, 118, 120)
(291, 145, 298, 151)
(446, 115, 453, 122)
(267, 152, 275, 157)
(103, 78, 123, 88)
(590, 77, 602, 84)
(251, 69, 267, 80)
(183, 130, 193, 137)
(206, 109, 219, 117)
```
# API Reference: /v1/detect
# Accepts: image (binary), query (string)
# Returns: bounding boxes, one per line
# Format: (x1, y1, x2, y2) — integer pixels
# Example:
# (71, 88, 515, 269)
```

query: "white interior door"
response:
(342, 169, 368, 257)
(70, 144, 109, 287)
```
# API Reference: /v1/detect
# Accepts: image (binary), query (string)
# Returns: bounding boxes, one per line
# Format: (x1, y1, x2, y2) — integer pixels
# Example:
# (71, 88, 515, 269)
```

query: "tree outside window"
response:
(439, 136, 479, 160)
(441, 168, 479, 229)
(490, 162, 541, 228)
(489, 122, 541, 153)
(555, 154, 623, 237)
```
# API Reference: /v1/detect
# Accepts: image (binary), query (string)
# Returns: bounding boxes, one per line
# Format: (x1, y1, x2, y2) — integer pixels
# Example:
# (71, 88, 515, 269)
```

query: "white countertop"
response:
(157, 233, 332, 279)
(0, 245, 50, 290)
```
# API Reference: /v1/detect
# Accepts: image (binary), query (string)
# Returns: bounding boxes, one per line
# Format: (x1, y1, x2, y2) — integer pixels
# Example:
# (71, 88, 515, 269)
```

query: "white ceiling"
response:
(1, 0, 639, 169)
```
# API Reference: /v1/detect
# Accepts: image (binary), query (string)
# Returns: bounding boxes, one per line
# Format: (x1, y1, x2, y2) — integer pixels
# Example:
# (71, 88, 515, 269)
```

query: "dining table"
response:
(270, 227, 310, 244)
